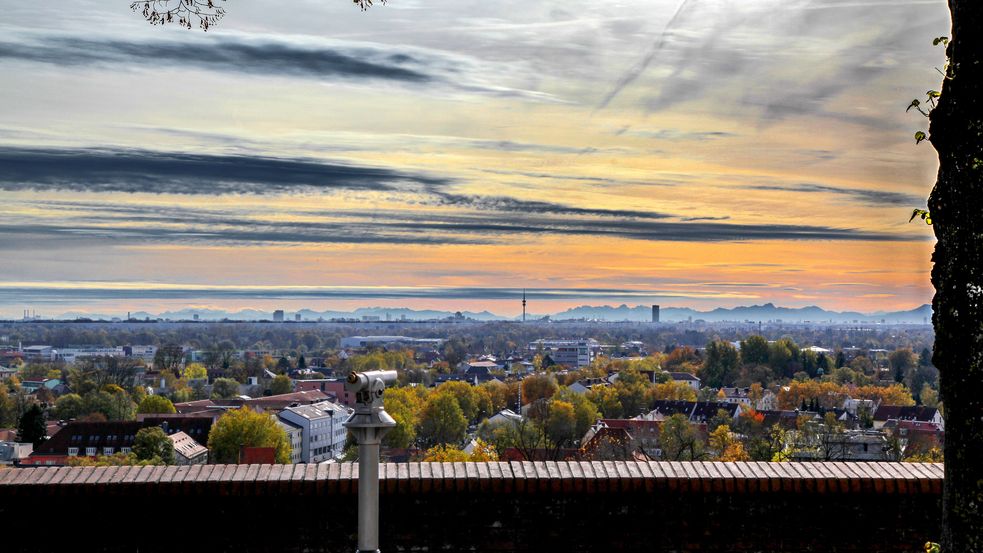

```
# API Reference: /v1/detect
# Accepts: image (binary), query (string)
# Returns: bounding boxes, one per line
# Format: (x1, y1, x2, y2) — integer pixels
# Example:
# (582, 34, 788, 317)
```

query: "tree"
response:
(207, 407, 291, 464)
(182, 363, 208, 381)
(554, 388, 601, 439)
(54, 393, 85, 420)
(269, 374, 293, 395)
(137, 395, 176, 414)
(17, 403, 46, 447)
(211, 377, 240, 399)
(153, 344, 185, 376)
(0, 385, 14, 427)
(382, 385, 427, 448)
(417, 392, 467, 447)
(708, 425, 749, 461)
(649, 381, 697, 402)
(700, 340, 740, 388)
(436, 380, 492, 423)
(920, 383, 940, 408)
(422, 443, 470, 462)
(927, 15, 983, 537)
(480, 380, 510, 413)
(132, 426, 175, 464)
(613, 367, 651, 417)
(926, 11, 983, 544)
(659, 413, 704, 461)
(888, 349, 918, 383)
(543, 400, 578, 448)
(520, 374, 558, 404)
(739, 335, 770, 365)
(585, 385, 623, 419)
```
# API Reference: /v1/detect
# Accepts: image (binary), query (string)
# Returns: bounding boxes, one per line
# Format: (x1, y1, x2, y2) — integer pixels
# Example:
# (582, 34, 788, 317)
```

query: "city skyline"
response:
(0, 0, 948, 317)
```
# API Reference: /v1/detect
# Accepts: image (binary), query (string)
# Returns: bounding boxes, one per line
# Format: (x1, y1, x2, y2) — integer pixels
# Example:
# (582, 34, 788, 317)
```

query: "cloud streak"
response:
(0, 282, 760, 302)
(0, 34, 557, 101)
(0, 198, 926, 247)
(744, 182, 925, 206)
(0, 146, 450, 195)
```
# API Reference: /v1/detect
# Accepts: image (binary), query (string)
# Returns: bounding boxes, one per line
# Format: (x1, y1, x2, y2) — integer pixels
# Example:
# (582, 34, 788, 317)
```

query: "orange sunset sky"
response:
(0, 0, 949, 318)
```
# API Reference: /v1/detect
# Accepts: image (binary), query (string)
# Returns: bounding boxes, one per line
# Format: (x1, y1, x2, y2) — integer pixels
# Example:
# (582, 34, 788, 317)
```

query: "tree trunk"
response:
(928, 2, 983, 551)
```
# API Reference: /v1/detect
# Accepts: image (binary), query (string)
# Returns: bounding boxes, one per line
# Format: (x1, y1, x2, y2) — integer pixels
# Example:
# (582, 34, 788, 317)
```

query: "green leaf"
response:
(915, 131, 927, 144)
(932, 37, 949, 46)
(906, 99, 920, 112)
(926, 90, 940, 99)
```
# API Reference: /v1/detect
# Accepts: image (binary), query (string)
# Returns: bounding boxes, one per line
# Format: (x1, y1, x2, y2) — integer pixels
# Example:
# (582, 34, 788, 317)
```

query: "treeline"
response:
(1, 321, 935, 361)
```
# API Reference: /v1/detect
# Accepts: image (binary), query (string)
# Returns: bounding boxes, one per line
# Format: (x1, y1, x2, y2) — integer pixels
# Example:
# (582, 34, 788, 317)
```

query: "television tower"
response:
(522, 289, 526, 322)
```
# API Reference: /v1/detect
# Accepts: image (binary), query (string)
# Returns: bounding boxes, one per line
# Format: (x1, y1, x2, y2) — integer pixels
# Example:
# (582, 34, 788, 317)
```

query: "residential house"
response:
(23, 417, 213, 466)
(568, 378, 608, 394)
(873, 405, 944, 430)
(667, 372, 701, 391)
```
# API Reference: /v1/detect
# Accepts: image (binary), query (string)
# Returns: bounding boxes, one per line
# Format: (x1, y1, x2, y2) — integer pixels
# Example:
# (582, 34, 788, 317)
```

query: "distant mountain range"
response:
(550, 303, 933, 324)
(47, 303, 933, 324)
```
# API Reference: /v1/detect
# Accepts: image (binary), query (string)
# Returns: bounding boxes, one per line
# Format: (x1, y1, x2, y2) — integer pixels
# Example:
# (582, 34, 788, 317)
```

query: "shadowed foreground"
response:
(0, 461, 941, 552)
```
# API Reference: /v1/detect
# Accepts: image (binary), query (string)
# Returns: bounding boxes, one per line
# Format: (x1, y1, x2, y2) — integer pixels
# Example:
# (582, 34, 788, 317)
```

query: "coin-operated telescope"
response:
(343, 371, 397, 553)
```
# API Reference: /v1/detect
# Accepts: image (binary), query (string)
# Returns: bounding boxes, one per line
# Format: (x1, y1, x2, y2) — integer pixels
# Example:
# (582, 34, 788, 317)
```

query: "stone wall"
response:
(0, 461, 942, 552)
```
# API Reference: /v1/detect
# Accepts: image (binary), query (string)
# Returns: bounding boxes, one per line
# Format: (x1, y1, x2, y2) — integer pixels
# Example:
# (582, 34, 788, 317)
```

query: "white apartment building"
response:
(278, 400, 352, 463)
(527, 339, 601, 368)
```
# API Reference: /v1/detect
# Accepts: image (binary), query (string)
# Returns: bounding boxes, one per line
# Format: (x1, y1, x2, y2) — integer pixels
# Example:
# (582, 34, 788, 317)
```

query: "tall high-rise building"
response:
(273, 310, 285, 322)
(652, 305, 660, 323)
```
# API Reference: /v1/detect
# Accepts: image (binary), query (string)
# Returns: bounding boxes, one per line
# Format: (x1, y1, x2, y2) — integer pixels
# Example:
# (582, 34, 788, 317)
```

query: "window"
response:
(68, 447, 79, 456)
(86, 447, 96, 456)
(104, 447, 114, 456)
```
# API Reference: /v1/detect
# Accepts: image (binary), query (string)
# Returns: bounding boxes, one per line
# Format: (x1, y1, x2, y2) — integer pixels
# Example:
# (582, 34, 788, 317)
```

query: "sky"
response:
(0, 0, 950, 318)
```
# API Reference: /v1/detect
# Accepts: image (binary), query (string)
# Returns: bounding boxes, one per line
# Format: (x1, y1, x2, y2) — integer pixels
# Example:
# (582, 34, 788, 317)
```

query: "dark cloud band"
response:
(0, 36, 431, 82)
(0, 146, 449, 195)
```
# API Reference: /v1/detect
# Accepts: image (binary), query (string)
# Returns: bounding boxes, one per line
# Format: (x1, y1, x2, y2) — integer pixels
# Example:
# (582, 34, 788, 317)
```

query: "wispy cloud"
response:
(0, 197, 926, 247)
(0, 282, 762, 302)
(743, 182, 924, 206)
(0, 33, 559, 101)
(0, 146, 449, 195)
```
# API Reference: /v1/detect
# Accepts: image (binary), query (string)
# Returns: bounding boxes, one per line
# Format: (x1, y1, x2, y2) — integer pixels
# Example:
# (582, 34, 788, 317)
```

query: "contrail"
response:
(595, 0, 695, 112)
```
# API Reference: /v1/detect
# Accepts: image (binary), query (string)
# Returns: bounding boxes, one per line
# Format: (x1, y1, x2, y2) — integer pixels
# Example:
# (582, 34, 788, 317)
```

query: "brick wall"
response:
(0, 461, 942, 552)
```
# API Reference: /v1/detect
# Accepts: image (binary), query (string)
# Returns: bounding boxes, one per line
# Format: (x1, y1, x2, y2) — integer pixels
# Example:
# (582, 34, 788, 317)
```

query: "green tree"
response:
(888, 348, 918, 383)
(269, 374, 293, 395)
(133, 426, 175, 464)
(920, 383, 940, 408)
(83, 389, 135, 421)
(660, 413, 704, 461)
(613, 367, 652, 417)
(480, 380, 510, 413)
(544, 400, 578, 448)
(182, 363, 208, 380)
(436, 380, 492, 423)
(207, 407, 291, 464)
(17, 403, 47, 447)
(554, 388, 601, 439)
(418, 392, 467, 447)
(54, 393, 85, 420)
(739, 335, 770, 365)
(382, 385, 427, 448)
(701, 340, 740, 388)
(586, 385, 623, 419)
(137, 395, 176, 414)
(211, 377, 240, 399)
(0, 384, 13, 427)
